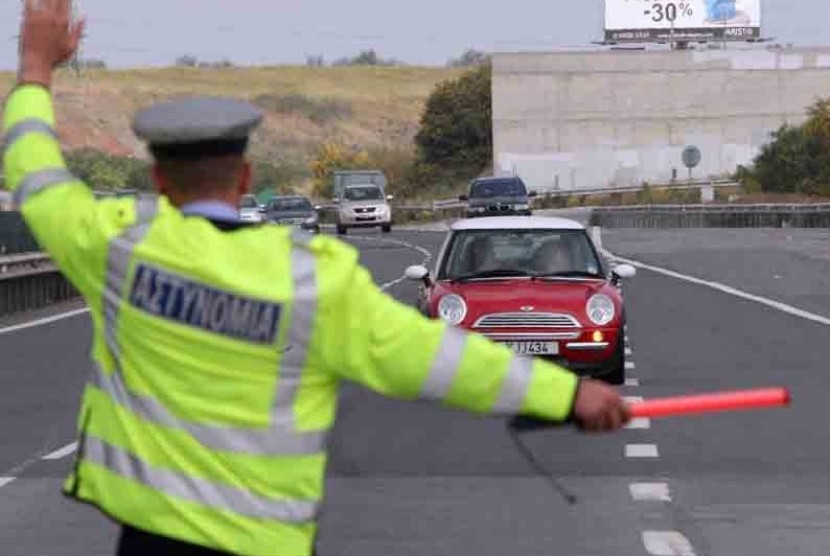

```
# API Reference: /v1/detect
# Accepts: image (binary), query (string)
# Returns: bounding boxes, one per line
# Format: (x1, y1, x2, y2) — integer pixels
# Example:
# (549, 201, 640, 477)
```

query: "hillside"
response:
(0, 65, 462, 174)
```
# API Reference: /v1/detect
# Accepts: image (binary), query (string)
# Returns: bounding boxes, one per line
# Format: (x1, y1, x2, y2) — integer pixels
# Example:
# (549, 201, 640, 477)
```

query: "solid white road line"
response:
(42, 442, 77, 461)
(0, 308, 89, 336)
(626, 444, 659, 458)
(0, 477, 15, 489)
(604, 248, 830, 328)
(630, 483, 672, 502)
(642, 531, 696, 556)
(625, 418, 651, 430)
(625, 378, 640, 387)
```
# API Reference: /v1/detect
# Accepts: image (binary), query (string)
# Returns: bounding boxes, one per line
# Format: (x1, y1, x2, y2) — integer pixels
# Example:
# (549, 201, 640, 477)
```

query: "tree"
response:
(309, 142, 372, 197)
(332, 49, 402, 67)
(741, 97, 830, 195)
(414, 62, 492, 172)
(447, 48, 489, 68)
(175, 55, 198, 67)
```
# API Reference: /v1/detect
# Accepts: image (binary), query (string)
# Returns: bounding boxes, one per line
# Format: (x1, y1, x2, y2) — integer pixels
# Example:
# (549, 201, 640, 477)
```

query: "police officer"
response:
(4, 2, 631, 554)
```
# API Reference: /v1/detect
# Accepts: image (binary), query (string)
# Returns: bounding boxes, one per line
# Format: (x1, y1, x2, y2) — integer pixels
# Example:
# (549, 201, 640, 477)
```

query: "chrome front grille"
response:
(473, 312, 580, 329)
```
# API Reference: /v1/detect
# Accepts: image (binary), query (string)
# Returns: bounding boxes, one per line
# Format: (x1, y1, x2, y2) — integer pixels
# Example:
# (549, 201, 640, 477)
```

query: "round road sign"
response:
(682, 146, 702, 169)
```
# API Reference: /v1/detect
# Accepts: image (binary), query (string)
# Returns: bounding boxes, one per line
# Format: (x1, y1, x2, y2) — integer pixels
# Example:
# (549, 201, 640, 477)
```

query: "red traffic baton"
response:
(628, 387, 791, 419)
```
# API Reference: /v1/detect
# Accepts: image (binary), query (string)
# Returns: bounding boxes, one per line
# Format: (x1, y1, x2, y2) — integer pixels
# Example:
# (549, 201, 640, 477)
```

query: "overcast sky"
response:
(0, 0, 827, 69)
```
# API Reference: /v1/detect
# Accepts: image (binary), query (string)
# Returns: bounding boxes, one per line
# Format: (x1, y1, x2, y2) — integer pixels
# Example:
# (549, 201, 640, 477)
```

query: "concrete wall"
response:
(492, 48, 830, 192)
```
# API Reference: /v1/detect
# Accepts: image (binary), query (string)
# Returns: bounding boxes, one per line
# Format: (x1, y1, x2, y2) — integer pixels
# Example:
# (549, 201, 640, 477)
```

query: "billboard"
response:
(604, 0, 761, 43)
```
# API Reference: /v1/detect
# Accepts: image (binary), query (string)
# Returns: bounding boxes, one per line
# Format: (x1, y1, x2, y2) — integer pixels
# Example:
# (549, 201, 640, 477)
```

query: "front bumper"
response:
(338, 213, 391, 226)
(272, 220, 320, 233)
(479, 328, 620, 369)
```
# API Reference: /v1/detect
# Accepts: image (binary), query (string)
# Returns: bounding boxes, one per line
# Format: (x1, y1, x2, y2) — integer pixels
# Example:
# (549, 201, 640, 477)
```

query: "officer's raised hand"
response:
(572, 379, 631, 433)
(18, 0, 85, 87)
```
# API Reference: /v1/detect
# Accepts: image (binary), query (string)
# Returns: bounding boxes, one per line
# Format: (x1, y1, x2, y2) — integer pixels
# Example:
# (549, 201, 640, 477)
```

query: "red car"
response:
(405, 216, 636, 385)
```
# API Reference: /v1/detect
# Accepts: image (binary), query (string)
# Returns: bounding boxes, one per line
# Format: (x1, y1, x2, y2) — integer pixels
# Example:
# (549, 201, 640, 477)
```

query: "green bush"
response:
(415, 62, 492, 173)
(65, 149, 152, 191)
(741, 98, 830, 194)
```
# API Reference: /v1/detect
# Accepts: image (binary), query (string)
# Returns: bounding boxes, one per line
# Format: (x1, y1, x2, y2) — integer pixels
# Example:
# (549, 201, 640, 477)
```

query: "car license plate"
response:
(502, 341, 558, 355)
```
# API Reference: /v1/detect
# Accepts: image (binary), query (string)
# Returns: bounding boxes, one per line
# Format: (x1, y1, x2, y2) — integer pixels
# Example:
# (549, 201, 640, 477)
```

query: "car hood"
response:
(468, 195, 528, 206)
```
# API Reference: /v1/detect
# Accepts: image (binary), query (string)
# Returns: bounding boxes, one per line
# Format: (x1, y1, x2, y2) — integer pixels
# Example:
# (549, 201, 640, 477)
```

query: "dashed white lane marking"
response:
(0, 477, 15, 489)
(642, 531, 696, 555)
(0, 308, 89, 335)
(625, 361, 636, 370)
(624, 396, 644, 404)
(42, 442, 77, 460)
(630, 483, 672, 502)
(625, 378, 640, 387)
(626, 418, 651, 430)
(604, 248, 830, 328)
(625, 347, 633, 356)
(626, 444, 659, 458)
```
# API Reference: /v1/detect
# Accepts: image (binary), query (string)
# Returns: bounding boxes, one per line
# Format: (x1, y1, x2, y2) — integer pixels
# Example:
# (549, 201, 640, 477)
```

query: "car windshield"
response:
(440, 229, 603, 281)
(268, 198, 313, 211)
(469, 179, 527, 199)
(344, 186, 383, 201)
(240, 195, 258, 209)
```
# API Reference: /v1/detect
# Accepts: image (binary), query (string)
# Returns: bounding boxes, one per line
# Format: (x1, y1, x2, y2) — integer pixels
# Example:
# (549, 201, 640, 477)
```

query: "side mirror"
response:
(459, 194, 469, 201)
(314, 205, 322, 211)
(258, 206, 266, 213)
(405, 265, 431, 284)
(528, 190, 538, 198)
(386, 195, 394, 201)
(611, 263, 636, 284)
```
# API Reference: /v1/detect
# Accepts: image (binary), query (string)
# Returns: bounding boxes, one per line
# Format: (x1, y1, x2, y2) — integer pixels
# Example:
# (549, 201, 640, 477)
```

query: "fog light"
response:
(592, 331, 604, 343)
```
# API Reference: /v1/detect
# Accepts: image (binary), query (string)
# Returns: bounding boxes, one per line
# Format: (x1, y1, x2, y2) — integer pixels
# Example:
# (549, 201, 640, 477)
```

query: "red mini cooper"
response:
(405, 216, 636, 385)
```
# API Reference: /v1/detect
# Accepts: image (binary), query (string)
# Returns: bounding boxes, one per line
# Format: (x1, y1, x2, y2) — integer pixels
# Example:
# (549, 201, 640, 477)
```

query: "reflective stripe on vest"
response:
(14, 167, 77, 206)
(1, 118, 57, 157)
(492, 355, 534, 413)
(420, 325, 468, 399)
(84, 435, 317, 523)
(420, 326, 533, 413)
(94, 197, 327, 455)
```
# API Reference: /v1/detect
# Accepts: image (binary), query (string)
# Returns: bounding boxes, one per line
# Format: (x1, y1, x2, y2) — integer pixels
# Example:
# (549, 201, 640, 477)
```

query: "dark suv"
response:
(460, 176, 536, 218)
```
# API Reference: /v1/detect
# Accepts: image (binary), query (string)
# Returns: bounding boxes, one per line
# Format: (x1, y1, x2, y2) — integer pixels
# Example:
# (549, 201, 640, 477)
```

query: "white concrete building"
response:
(492, 47, 830, 192)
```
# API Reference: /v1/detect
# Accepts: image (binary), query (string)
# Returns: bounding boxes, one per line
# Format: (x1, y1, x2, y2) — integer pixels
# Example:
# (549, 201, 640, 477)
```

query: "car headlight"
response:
(586, 294, 615, 326)
(470, 206, 486, 213)
(437, 294, 467, 326)
(515, 204, 530, 210)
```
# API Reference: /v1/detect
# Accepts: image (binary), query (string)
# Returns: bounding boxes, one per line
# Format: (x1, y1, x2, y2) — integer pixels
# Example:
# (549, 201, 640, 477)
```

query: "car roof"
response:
(472, 176, 524, 184)
(450, 216, 585, 231)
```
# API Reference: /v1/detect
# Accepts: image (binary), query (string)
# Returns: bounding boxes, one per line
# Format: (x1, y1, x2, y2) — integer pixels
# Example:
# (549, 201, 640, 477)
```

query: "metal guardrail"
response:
(589, 203, 830, 228)
(0, 252, 78, 315)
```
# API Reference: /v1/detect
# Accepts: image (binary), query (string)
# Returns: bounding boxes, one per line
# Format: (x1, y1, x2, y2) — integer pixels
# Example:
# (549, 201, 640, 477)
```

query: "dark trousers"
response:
(117, 525, 318, 556)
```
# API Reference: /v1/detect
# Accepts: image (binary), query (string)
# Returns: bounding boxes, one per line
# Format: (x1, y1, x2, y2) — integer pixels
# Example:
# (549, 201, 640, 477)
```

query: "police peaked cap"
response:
(132, 97, 264, 160)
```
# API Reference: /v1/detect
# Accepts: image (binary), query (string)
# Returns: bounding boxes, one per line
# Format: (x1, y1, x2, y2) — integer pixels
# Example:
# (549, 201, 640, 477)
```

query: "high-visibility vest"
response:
(2, 84, 579, 555)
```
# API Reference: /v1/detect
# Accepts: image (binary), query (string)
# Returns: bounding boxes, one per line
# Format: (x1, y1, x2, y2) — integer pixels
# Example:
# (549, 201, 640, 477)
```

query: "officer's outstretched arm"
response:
(2, 85, 124, 299)
(322, 253, 580, 422)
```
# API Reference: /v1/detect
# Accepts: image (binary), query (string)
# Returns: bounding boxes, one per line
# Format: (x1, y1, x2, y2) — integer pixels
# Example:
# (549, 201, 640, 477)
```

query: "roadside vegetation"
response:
(735, 98, 830, 201)
(1, 49, 497, 204)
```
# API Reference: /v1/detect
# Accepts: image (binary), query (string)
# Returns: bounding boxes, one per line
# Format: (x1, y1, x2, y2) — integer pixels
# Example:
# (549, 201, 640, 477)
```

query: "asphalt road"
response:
(1, 224, 829, 556)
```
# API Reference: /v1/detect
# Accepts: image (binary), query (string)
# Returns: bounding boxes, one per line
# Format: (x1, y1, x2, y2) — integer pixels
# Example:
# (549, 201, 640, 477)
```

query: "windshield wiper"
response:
(531, 270, 604, 279)
(452, 269, 532, 282)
